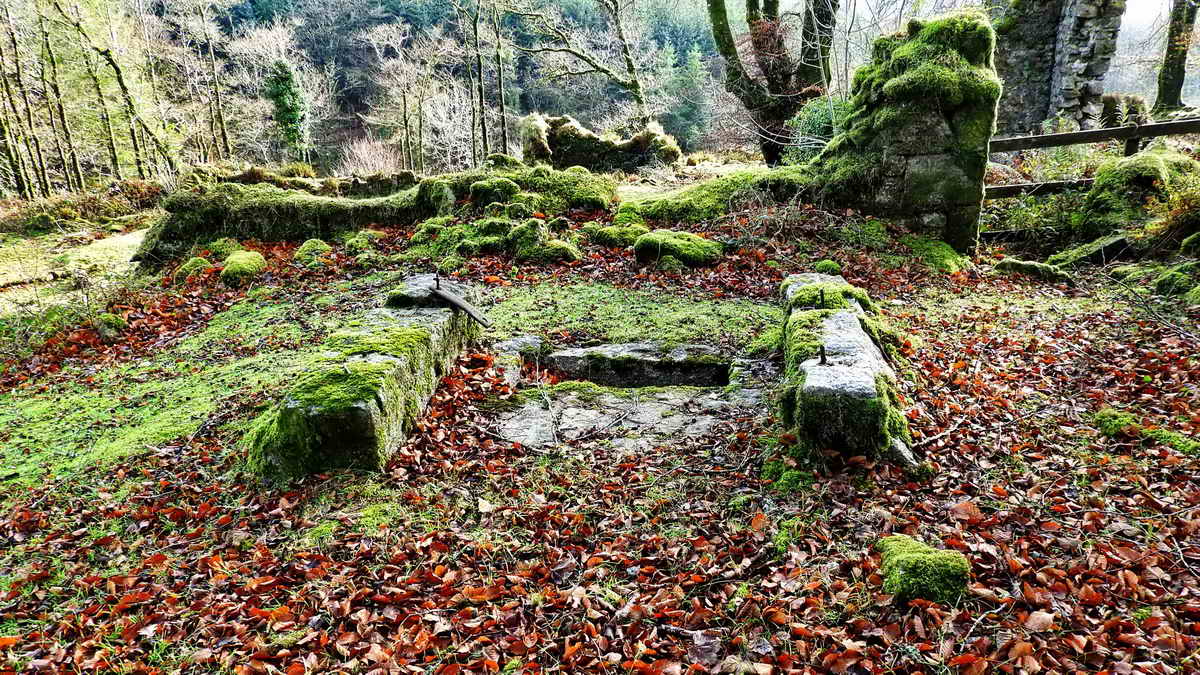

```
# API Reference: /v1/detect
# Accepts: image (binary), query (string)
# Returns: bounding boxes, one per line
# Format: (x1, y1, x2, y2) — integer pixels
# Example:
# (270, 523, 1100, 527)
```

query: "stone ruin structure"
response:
(990, 0, 1127, 135)
(806, 11, 1002, 252)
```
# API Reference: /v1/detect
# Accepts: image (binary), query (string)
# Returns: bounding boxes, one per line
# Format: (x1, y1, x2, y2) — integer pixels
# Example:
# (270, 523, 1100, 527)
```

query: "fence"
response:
(984, 118, 1200, 199)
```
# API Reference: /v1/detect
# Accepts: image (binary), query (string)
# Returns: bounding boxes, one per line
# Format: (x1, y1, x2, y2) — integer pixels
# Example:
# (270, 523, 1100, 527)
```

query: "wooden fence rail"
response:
(984, 118, 1200, 200)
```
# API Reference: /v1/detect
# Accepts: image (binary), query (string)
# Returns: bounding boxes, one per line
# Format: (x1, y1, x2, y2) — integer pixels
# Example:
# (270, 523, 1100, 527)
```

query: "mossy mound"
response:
(877, 535, 969, 604)
(1151, 261, 1200, 296)
(219, 250, 267, 285)
(583, 222, 649, 248)
(406, 215, 579, 266)
(173, 256, 211, 284)
(520, 114, 682, 172)
(1046, 232, 1129, 268)
(202, 237, 242, 259)
(813, 259, 842, 275)
(632, 229, 723, 266)
(617, 168, 802, 225)
(469, 177, 520, 206)
(1075, 145, 1199, 240)
(806, 11, 1001, 252)
(137, 165, 615, 266)
(994, 258, 1071, 283)
(294, 239, 333, 267)
(902, 236, 970, 273)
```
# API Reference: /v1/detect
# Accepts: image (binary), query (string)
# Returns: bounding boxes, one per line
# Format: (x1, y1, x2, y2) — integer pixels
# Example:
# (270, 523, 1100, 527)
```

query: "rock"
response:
(777, 274, 915, 465)
(384, 273, 474, 310)
(242, 275, 481, 481)
(544, 342, 731, 387)
(877, 534, 969, 604)
(494, 366, 775, 452)
(494, 334, 545, 388)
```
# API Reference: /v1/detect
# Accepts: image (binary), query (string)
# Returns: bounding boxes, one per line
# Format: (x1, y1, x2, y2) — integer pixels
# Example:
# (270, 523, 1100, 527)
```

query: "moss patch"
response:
(994, 258, 1071, 283)
(633, 230, 724, 266)
(294, 239, 333, 267)
(485, 282, 782, 355)
(877, 534, 969, 604)
(902, 236, 970, 273)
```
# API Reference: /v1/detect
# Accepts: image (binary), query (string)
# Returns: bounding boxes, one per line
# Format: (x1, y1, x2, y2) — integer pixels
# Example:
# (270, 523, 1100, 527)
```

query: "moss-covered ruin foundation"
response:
(520, 115, 682, 172)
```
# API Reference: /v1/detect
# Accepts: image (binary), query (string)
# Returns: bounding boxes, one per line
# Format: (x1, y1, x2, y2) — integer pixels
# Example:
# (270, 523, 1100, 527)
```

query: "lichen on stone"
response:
(877, 534, 969, 604)
(633, 229, 723, 266)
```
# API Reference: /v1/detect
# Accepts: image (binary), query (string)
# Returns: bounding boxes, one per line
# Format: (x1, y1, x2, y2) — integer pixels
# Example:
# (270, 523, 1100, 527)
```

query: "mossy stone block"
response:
(877, 534, 969, 604)
(633, 229, 723, 266)
(220, 250, 267, 285)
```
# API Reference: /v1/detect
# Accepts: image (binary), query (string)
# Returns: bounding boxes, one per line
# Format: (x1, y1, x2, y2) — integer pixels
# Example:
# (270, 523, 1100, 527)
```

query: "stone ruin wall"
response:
(991, 0, 1126, 136)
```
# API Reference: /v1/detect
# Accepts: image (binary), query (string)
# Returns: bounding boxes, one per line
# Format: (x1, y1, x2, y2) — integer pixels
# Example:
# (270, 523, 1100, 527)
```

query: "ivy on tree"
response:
(264, 60, 309, 159)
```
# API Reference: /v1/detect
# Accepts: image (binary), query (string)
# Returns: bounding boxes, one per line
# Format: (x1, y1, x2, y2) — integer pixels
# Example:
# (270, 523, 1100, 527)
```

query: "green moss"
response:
(781, 279, 877, 314)
(475, 217, 516, 237)
(0, 296, 327, 484)
(994, 258, 1071, 283)
(220, 250, 267, 285)
(588, 223, 649, 248)
(618, 170, 774, 224)
(294, 239, 332, 267)
(612, 209, 645, 226)
(173, 256, 211, 283)
(519, 114, 682, 172)
(656, 254, 685, 272)
(1182, 232, 1200, 256)
(782, 309, 834, 376)
(1095, 407, 1138, 437)
(877, 535, 969, 604)
(486, 282, 782, 354)
(1185, 285, 1200, 306)
(902, 236, 969, 273)
(1150, 262, 1198, 296)
(1046, 233, 1128, 268)
(202, 237, 242, 259)
(813, 259, 841, 275)
(633, 229, 723, 266)
(505, 202, 532, 220)
(469, 177, 520, 206)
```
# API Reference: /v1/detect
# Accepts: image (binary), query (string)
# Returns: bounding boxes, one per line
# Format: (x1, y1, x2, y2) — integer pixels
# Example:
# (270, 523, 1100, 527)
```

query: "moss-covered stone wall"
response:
(520, 114, 682, 173)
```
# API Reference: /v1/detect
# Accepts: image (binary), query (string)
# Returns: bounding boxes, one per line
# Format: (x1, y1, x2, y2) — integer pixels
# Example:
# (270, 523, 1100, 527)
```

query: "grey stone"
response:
(544, 342, 731, 387)
(384, 273, 476, 309)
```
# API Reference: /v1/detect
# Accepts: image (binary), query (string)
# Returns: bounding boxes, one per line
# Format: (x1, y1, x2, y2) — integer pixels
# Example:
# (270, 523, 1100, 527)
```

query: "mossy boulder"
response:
(294, 239, 333, 267)
(1076, 145, 1199, 240)
(174, 256, 212, 284)
(994, 257, 1072, 283)
(877, 535, 969, 604)
(520, 114, 682, 172)
(587, 223, 649, 248)
(1151, 262, 1199, 296)
(203, 237, 242, 259)
(902, 236, 970, 273)
(1181, 232, 1200, 256)
(633, 229, 723, 266)
(1046, 232, 1129, 268)
(469, 177, 520, 206)
(220, 250, 267, 285)
(806, 11, 1001, 252)
(93, 312, 127, 343)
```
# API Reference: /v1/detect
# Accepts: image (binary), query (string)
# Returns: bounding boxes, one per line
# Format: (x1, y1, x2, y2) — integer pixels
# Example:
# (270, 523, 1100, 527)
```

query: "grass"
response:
(485, 282, 783, 355)
(0, 288, 362, 487)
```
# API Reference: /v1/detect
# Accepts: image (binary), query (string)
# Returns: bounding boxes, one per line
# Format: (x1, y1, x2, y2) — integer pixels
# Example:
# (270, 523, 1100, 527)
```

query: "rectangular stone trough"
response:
(778, 273, 915, 465)
(543, 342, 731, 387)
(243, 275, 480, 481)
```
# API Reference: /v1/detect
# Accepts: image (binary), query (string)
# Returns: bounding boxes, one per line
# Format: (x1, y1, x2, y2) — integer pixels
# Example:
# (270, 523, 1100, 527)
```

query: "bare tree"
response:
(510, 0, 653, 126)
(1154, 0, 1198, 114)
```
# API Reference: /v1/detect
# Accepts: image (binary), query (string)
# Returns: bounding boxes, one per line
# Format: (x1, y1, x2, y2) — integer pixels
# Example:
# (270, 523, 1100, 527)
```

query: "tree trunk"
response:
(706, 0, 835, 165)
(0, 111, 28, 198)
(1, 4, 48, 196)
(401, 89, 411, 171)
(473, 2, 489, 158)
(607, 0, 648, 125)
(41, 12, 82, 190)
(0, 37, 43, 194)
(491, 5, 508, 154)
(1153, 0, 1198, 114)
(84, 55, 120, 179)
(200, 5, 231, 158)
